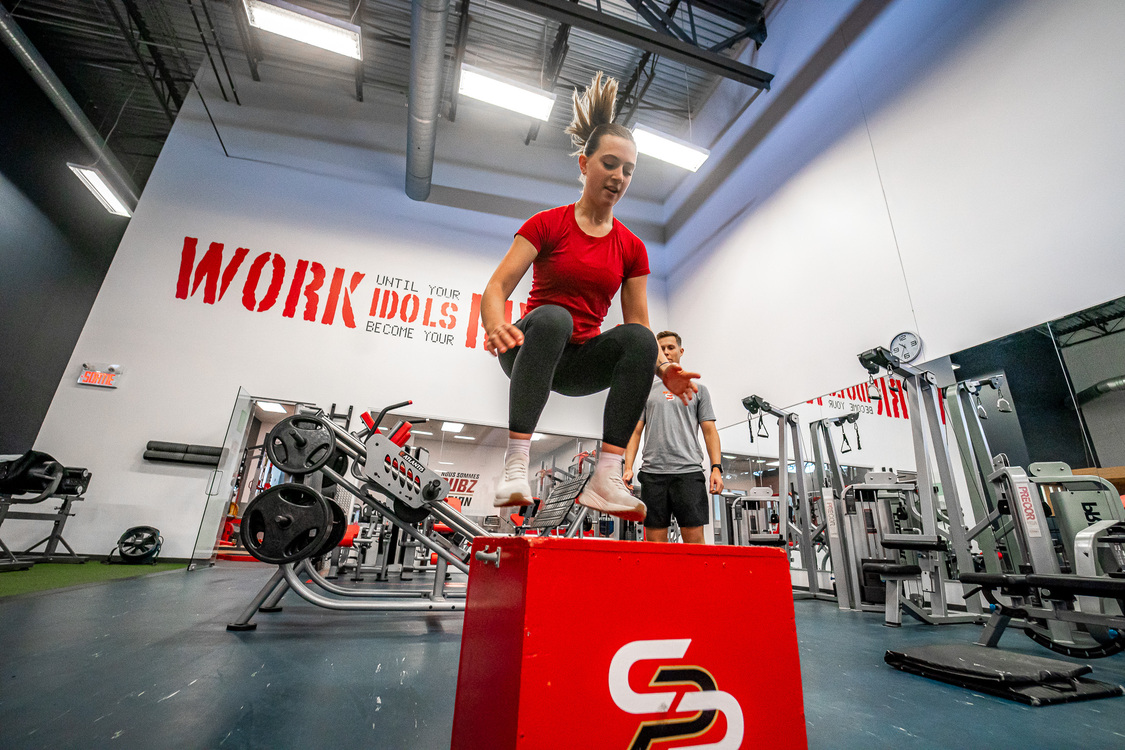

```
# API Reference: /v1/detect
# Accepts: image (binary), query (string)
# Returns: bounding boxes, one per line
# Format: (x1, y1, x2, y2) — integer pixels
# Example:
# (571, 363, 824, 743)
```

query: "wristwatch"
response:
(711, 464, 722, 472)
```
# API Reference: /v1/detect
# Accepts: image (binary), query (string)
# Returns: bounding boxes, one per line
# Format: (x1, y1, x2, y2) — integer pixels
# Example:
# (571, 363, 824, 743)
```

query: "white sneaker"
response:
(494, 452, 534, 508)
(580, 469, 647, 522)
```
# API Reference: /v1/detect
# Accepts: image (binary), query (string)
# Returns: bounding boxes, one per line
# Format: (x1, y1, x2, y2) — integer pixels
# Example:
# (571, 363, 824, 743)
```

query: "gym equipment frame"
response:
(962, 458, 1125, 658)
(808, 413, 863, 611)
(738, 395, 831, 601)
(0, 453, 90, 570)
(228, 401, 492, 630)
(854, 347, 982, 626)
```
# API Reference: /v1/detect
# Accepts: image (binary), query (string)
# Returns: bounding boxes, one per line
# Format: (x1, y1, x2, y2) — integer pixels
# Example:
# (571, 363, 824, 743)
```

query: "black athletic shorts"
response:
(637, 470, 708, 529)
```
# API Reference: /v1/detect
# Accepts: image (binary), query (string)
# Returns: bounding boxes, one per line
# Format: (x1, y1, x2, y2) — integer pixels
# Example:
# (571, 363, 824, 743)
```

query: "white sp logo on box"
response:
(609, 639, 743, 750)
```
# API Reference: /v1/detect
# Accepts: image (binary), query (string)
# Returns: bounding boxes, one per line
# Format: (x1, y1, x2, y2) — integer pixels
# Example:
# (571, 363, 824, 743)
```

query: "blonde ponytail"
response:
(565, 71, 634, 157)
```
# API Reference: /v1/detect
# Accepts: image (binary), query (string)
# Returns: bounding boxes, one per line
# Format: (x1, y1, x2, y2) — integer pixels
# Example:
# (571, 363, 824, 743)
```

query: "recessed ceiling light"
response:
(413, 430, 433, 436)
(453, 435, 475, 441)
(458, 64, 556, 121)
(438, 461, 454, 465)
(256, 401, 287, 414)
(441, 422, 465, 433)
(722, 454, 735, 459)
(531, 433, 546, 441)
(67, 164, 132, 216)
(632, 123, 709, 171)
(242, 0, 362, 59)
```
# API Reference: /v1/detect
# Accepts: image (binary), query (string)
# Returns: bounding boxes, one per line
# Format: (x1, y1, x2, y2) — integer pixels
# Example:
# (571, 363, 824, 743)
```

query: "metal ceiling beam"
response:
(623, 0, 693, 44)
(447, 0, 471, 123)
(103, 0, 176, 124)
(186, 0, 230, 102)
(614, 0, 678, 127)
(197, 0, 240, 105)
(229, 0, 261, 81)
(120, 0, 185, 109)
(490, 0, 773, 89)
(525, 5, 578, 145)
(351, 0, 364, 101)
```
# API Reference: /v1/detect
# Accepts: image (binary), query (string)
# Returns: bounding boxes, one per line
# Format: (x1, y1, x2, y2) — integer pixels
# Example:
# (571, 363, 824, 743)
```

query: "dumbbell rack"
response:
(227, 401, 492, 631)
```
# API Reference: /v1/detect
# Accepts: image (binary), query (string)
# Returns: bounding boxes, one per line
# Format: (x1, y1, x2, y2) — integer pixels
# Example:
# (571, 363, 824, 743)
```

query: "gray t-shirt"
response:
(639, 377, 716, 474)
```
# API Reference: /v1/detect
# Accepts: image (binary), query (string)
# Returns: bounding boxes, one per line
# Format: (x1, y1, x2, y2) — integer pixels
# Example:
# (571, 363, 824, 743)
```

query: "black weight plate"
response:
(266, 416, 337, 476)
(118, 526, 162, 564)
(313, 499, 348, 557)
(393, 498, 430, 525)
(321, 451, 350, 494)
(241, 483, 332, 564)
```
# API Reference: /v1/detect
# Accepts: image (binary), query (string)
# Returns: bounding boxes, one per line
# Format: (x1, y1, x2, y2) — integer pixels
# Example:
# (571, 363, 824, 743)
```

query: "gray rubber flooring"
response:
(1, 562, 1123, 749)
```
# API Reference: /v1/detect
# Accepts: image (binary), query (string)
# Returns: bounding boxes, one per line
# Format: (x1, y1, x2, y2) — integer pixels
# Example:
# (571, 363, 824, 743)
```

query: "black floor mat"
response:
(885, 644, 1125, 706)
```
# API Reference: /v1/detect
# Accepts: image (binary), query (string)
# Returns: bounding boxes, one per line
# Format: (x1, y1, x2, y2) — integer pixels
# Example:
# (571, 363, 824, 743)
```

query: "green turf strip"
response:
(0, 562, 186, 598)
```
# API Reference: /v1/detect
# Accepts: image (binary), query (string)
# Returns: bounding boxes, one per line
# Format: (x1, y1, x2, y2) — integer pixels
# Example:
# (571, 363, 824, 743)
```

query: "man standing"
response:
(623, 331, 723, 543)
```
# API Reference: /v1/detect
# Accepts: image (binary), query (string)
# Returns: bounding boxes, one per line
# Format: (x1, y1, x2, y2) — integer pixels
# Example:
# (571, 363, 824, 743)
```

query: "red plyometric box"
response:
(451, 537, 807, 749)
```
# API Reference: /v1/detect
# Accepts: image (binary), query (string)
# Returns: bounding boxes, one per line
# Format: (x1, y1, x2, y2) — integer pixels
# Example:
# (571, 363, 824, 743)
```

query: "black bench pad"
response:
(862, 562, 921, 577)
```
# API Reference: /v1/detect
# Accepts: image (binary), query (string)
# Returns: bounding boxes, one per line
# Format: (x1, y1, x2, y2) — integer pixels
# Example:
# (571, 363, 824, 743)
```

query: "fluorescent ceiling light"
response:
(256, 401, 287, 414)
(453, 435, 475, 441)
(458, 64, 556, 121)
(441, 422, 464, 433)
(531, 433, 546, 441)
(413, 430, 433, 436)
(722, 454, 735, 459)
(438, 461, 454, 465)
(765, 461, 779, 467)
(67, 164, 132, 217)
(632, 123, 709, 172)
(243, 0, 362, 60)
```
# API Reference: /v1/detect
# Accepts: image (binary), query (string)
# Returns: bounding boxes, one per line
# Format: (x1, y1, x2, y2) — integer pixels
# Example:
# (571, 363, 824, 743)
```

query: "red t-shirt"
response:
(516, 204, 650, 343)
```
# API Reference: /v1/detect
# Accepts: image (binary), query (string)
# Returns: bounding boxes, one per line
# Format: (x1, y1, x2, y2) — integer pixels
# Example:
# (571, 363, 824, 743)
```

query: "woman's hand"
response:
(659, 362, 700, 404)
(485, 322, 524, 356)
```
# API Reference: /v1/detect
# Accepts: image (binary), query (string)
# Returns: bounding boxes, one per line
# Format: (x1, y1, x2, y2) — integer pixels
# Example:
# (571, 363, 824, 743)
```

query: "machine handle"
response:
(474, 548, 501, 568)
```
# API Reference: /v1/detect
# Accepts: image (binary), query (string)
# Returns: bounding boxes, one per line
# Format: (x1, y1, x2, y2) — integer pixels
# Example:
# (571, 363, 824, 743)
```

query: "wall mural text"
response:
(174, 236, 527, 351)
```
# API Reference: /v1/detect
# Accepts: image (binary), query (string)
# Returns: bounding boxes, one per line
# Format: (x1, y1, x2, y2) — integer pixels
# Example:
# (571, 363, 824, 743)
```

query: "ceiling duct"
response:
(0, 4, 140, 210)
(1075, 375, 1125, 405)
(406, 0, 452, 201)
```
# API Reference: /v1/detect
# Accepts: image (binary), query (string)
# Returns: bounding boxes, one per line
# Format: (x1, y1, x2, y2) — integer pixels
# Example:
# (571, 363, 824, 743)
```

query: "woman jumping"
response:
(480, 72, 699, 523)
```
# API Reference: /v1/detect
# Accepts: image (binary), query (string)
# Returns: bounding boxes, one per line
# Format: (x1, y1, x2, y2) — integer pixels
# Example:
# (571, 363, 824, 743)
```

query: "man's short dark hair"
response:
(656, 330, 682, 347)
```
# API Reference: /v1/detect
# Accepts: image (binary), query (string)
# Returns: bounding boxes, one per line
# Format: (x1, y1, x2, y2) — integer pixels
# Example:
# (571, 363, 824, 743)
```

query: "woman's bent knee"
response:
(524, 304, 574, 336)
(619, 323, 658, 360)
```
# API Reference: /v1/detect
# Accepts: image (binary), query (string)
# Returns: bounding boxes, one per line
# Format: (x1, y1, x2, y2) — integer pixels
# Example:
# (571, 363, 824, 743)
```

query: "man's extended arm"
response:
(700, 420, 724, 494)
(623, 419, 645, 486)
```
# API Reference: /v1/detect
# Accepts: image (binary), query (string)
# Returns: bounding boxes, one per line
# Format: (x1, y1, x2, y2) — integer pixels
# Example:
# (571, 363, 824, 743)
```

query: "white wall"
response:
(664, 0, 1125, 428)
(26, 66, 665, 558)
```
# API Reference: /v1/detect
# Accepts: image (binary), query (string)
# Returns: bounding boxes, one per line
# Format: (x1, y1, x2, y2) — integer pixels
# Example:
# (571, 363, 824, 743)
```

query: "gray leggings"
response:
(499, 305, 658, 448)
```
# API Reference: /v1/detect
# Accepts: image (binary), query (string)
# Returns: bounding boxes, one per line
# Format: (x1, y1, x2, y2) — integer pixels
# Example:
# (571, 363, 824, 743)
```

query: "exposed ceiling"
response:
(4, 0, 772, 198)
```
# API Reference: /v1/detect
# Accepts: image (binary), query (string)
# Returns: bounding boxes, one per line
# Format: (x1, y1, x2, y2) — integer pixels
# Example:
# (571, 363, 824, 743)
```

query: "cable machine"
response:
(740, 395, 831, 601)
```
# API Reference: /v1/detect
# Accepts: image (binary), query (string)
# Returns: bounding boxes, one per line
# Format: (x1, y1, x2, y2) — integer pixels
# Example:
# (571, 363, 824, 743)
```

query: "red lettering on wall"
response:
(400, 294, 420, 324)
(283, 260, 308, 318)
(242, 252, 286, 312)
(380, 290, 400, 319)
(321, 267, 346, 325)
(302, 262, 326, 322)
(175, 237, 248, 304)
(341, 272, 364, 329)
(440, 301, 458, 330)
(464, 294, 508, 347)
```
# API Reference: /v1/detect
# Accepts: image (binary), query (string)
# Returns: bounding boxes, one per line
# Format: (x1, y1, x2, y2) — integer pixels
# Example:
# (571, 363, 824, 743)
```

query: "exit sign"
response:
(78, 363, 123, 388)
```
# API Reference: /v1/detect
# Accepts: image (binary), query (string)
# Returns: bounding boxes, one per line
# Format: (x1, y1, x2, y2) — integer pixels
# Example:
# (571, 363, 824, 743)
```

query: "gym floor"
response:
(1, 562, 1123, 749)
